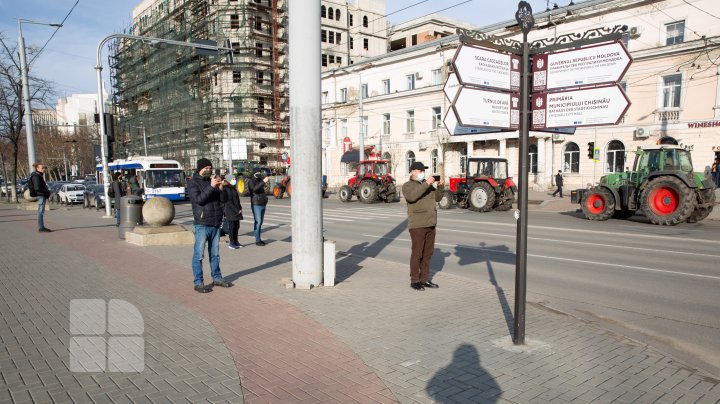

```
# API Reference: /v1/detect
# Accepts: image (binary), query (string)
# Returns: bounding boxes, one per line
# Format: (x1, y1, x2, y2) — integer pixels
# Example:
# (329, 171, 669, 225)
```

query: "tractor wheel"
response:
(495, 189, 514, 211)
(687, 188, 715, 223)
(236, 178, 247, 196)
(613, 209, 635, 219)
(438, 191, 454, 209)
(338, 185, 353, 202)
(358, 180, 378, 203)
(468, 182, 495, 212)
(641, 176, 696, 225)
(383, 183, 397, 203)
(273, 185, 284, 199)
(581, 187, 615, 221)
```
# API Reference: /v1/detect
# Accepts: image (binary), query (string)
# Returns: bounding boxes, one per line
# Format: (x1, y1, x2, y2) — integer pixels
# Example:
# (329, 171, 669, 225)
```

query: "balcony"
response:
(655, 110, 680, 122)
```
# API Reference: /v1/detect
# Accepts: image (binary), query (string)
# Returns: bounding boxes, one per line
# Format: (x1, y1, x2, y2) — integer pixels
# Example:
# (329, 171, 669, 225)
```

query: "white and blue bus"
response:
(96, 156, 186, 201)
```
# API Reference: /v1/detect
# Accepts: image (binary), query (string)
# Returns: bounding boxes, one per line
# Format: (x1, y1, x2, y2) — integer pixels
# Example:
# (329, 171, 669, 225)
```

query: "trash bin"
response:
(118, 195, 143, 239)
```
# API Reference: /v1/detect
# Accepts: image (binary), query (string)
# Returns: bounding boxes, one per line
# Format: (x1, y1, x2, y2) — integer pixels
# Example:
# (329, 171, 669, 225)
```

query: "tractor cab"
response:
(349, 160, 393, 188)
(339, 159, 397, 203)
(449, 157, 515, 195)
(441, 157, 516, 212)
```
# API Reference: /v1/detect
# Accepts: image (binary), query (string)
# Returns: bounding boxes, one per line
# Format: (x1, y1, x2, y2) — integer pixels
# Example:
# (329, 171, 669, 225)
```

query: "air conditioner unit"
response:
(629, 26, 643, 38)
(415, 72, 423, 80)
(418, 141, 427, 150)
(634, 127, 649, 138)
(552, 134, 565, 142)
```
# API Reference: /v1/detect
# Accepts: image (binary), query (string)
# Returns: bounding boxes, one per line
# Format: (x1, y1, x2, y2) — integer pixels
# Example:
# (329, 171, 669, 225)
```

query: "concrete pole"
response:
(64, 151, 68, 181)
(358, 70, 364, 162)
(289, 0, 323, 288)
(18, 22, 36, 173)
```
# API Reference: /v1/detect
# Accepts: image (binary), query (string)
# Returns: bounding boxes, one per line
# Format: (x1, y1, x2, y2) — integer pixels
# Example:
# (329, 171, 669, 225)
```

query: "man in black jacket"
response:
(246, 167, 269, 246)
(29, 163, 52, 232)
(552, 170, 564, 198)
(187, 158, 233, 293)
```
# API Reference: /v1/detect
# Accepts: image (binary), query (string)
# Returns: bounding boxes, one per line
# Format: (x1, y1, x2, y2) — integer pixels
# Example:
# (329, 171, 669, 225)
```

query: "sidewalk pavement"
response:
(1, 202, 720, 403)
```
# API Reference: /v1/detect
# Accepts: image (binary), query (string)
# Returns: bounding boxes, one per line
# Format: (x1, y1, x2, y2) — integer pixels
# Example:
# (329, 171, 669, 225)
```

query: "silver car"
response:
(58, 184, 86, 205)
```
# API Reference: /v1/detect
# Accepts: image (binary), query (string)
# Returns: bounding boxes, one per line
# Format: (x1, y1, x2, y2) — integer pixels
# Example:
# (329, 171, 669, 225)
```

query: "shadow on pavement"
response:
(426, 344, 501, 403)
(338, 219, 408, 284)
(225, 253, 292, 283)
(429, 248, 451, 279)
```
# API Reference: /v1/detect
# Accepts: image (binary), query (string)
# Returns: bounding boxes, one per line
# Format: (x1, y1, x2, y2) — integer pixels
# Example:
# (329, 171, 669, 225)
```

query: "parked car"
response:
(57, 183, 86, 205)
(1, 181, 14, 196)
(83, 184, 112, 210)
(48, 182, 68, 204)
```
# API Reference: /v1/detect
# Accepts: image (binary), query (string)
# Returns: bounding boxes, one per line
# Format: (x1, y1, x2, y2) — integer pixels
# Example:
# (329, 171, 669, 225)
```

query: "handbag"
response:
(221, 217, 230, 236)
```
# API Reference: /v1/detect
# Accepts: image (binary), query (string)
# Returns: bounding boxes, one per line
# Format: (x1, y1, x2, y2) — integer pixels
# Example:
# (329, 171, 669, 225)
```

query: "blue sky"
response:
(0, 0, 549, 99)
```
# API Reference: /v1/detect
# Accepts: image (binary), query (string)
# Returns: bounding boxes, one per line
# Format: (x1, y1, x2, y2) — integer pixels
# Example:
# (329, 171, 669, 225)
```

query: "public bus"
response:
(96, 156, 186, 201)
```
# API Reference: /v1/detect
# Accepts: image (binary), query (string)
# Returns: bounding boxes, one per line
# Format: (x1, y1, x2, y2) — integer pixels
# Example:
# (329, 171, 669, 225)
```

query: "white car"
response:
(58, 184, 86, 205)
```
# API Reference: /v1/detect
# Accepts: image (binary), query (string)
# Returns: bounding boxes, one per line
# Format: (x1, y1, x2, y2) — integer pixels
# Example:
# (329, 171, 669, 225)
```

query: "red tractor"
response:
(338, 159, 397, 203)
(439, 157, 516, 212)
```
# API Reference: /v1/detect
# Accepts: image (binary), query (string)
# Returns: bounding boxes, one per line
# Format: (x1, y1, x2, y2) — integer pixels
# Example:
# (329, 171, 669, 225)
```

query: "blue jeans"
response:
(192, 224, 223, 286)
(37, 196, 47, 229)
(252, 204, 266, 242)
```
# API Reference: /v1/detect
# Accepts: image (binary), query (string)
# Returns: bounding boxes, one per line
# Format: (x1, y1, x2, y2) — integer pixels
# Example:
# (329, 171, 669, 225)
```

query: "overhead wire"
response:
(28, 0, 80, 66)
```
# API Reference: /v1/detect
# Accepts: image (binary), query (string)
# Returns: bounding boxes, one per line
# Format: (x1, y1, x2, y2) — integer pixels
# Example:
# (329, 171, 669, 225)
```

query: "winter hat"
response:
(252, 167, 261, 174)
(409, 161, 428, 171)
(196, 158, 213, 172)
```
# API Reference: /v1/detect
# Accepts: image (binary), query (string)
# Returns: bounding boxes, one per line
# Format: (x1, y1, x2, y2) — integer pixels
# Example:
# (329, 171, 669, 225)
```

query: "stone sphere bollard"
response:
(142, 196, 175, 227)
(23, 189, 38, 202)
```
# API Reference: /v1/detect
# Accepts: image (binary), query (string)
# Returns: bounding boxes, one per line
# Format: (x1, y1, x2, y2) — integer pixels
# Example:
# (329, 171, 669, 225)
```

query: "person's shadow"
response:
(426, 344, 501, 403)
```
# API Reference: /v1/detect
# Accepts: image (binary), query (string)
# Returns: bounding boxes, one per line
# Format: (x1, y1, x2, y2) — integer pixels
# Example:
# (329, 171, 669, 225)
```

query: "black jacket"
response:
(112, 180, 126, 206)
(246, 176, 268, 206)
(187, 172, 227, 227)
(223, 186, 243, 221)
(29, 172, 50, 197)
(555, 174, 564, 187)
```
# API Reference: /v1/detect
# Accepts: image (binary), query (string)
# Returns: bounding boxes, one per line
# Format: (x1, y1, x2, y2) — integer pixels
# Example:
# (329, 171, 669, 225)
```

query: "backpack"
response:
(108, 182, 116, 198)
(28, 174, 37, 198)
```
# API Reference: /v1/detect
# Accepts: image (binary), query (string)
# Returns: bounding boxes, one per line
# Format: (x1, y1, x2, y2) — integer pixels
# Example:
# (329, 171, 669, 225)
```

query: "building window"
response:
(406, 74, 415, 90)
(233, 71, 241, 83)
(256, 43, 263, 57)
(231, 14, 240, 29)
(363, 38, 369, 50)
(406, 151, 416, 173)
(321, 5, 326, 18)
(382, 79, 390, 94)
(665, 20, 685, 45)
(337, 56, 342, 65)
(361, 116, 368, 136)
(257, 97, 265, 114)
(349, 13, 353, 26)
(431, 149, 439, 173)
(321, 54, 327, 67)
(363, 15, 369, 28)
(328, 31, 334, 44)
(335, 9, 340, 20)
(662, 74, 682, 109)
(432, 107, 442, 129)
(232, 42, 240, 55)
(406, 110, 415, 133)
(336, 32, 342, 43)
(256, 71, 264, 84)
(328, 7, 334, 20)
(411, 34, 418, 46)
(350, 37, 354, 49)
(322, 91, 328, 104)
(329, 55, 335, 64)
(528, 144, 538, 174)
(382, 152, 392, 169)
(361, 84, 368, 99)
(255, 15, 262, 30)
(432, 69, 442, 85)
(341, 119, 347, 136)
(606, 140, 625, 173)
(321, 29, 327, 43)
(340, 88, 347, 102)
(460, 146, 467, 174)
(563, 142, 580, 173)
(382, 113, 390, 134)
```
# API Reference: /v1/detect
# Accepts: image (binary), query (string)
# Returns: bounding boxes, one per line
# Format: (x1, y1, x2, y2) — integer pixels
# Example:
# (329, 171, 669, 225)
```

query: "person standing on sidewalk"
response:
(29, 163, 52, 233)
(111, 173, 126, 226)
(187, 158, 233, 293)
(402, 161, 444, 291)
(222, 175, 243, 249)
(552, 170, 564, 198)
(247, 167, 269, 246)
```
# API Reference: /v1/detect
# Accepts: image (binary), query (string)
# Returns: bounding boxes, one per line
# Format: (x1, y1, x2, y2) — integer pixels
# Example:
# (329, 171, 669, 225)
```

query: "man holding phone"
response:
(402, 161, 445, 291)
(187, 158, 232, 293)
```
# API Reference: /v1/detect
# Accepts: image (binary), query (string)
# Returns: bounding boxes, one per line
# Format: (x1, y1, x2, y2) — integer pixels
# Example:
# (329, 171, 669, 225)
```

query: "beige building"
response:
(322, 0, 720, 190)
(321, 0, 388, 70)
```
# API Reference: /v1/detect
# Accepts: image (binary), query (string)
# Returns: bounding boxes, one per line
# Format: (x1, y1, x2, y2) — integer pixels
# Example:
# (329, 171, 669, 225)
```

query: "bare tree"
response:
(0, 33, 55, 201)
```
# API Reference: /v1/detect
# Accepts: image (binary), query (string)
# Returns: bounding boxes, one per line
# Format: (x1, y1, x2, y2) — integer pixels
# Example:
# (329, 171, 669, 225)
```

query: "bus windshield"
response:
(145, 170, 184, 188)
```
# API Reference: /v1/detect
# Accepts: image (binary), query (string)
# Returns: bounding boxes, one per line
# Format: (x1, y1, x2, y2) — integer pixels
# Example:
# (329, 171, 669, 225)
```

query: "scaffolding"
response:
(109, 0, 289, 171)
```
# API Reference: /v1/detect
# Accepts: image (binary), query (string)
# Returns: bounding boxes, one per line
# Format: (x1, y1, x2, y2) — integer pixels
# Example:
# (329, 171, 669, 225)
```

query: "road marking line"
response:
(361, 234, 720, 281)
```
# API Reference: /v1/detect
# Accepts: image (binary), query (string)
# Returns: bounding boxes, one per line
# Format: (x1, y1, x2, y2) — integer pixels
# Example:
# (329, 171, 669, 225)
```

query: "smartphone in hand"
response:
(432, 175, 441, 181)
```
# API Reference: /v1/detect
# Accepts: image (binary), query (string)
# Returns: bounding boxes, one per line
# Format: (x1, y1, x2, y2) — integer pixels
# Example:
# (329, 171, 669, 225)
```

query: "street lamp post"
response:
(17, 19, 62, 173)
(95, 33, 230, 217)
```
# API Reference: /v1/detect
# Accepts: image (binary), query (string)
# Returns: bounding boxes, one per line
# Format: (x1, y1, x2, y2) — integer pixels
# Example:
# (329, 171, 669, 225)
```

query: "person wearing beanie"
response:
(402, 161, 445, 291)
(246, 166, 269, 246)
(186, 158, 233, 293)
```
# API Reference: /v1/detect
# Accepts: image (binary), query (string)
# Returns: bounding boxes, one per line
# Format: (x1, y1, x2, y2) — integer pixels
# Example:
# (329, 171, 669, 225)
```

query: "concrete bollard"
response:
(323, 240, 336, 287)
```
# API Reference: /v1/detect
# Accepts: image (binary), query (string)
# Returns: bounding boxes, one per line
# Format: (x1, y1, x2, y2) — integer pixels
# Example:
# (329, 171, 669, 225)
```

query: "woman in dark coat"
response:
(223, 176, 243, 249)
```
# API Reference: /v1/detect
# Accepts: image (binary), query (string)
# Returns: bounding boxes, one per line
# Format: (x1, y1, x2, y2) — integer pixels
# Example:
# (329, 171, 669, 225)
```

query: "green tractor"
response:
(234, 160, 272, 196)
(572, 145, 715, 225)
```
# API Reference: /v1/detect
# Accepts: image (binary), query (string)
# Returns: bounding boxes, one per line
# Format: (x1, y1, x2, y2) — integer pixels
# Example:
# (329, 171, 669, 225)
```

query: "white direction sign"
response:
(532, 41, 632, 92)
(443, 73, 461, 103)
(453, 87, 520, 129)
(532, 84, 630, 129)
(453, 44, 520, 92)
(443, 108, 507, 135)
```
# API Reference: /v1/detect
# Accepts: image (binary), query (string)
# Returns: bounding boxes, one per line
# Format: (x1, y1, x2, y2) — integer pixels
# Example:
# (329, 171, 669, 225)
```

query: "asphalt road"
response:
(172, 195, 720, 377)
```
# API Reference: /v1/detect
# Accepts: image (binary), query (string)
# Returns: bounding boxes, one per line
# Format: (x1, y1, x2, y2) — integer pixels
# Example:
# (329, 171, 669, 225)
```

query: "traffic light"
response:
(587, 142, 594, 159)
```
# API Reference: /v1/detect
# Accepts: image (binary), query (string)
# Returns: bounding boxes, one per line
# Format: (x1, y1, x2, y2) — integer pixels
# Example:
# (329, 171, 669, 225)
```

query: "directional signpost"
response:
(453, 87, 520, 129)
(453, 44, 521, 92)
(531, 84, 630, 129)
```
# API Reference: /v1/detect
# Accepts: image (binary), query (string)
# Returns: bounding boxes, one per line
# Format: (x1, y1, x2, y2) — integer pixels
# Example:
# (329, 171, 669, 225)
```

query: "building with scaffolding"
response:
(110, 0, 289, 172)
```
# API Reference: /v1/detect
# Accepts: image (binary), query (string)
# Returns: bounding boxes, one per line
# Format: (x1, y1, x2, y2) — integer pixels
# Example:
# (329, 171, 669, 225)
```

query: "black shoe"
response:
(39, 228, 53, 233)
(212, 279, 233, 288)
(255, 241, 266, 246)
(194, 284, 210, 293)
(410, 282, 425, 291)
(423, 281, 439, 288)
